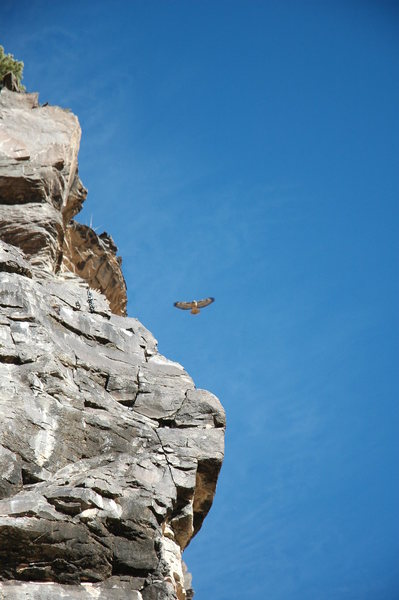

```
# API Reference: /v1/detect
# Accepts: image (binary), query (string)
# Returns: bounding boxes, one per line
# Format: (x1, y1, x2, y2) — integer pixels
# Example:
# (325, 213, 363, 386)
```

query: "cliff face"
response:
(0, 84, 225, 599)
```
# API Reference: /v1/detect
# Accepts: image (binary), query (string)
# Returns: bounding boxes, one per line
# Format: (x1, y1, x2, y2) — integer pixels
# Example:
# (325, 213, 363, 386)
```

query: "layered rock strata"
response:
(0, 85, 127, 314)
(0, 83, 225, 599)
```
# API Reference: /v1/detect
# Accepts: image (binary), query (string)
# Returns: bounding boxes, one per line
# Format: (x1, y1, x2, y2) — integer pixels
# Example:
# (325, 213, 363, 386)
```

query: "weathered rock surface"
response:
(0, 86, 127, 314)
(0, 87, 225, 598)
(61, 222, 127, 316)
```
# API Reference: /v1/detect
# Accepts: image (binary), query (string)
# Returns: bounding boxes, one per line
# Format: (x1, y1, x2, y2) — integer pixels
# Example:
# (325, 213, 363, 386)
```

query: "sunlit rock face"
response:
(0, 84, 225, 599)
(61, 222, 127, 316)
(0, 87, 83, 272)
(0, 84, 127, 314)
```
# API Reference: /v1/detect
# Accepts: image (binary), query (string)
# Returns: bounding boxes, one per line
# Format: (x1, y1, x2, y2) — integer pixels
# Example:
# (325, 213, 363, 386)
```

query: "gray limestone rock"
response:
(0, 86, 225, 599)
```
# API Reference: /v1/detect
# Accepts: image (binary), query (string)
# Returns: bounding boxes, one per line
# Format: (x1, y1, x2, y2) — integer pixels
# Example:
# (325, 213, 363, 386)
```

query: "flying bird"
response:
(174, 297, 215, 315)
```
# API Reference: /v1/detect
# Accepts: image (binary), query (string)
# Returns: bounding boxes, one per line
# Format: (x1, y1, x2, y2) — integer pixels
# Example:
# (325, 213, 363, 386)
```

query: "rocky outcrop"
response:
(0, 88, 83, 270)
(0, 85, 126, 314)
(0, 86, 225, 599)
(61, 222, 127, 316)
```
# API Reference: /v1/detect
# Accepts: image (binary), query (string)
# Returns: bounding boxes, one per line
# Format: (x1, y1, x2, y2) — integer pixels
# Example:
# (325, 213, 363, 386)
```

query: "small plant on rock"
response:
(0, 44, 25, 90)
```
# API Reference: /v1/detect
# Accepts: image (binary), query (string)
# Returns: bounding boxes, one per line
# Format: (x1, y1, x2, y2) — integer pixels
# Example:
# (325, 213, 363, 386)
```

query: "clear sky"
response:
(2, 1, 399, 598)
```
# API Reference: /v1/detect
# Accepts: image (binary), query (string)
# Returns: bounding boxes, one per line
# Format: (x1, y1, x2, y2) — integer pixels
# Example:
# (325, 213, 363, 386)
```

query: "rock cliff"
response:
(0, 81, 225, 599)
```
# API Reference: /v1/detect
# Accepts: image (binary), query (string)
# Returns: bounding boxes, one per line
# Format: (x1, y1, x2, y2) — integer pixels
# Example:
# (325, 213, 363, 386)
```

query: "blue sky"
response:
(2, 1, 399, 598)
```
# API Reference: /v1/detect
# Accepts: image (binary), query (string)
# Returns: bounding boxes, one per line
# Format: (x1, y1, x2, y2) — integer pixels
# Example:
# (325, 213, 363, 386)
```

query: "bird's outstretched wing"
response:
(196, 297, 215, 308)
(174, 301, 195, 310)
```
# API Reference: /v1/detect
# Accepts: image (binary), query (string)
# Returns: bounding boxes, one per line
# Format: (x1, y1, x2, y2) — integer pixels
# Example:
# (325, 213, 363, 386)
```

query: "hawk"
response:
(174, 297, 215, 315)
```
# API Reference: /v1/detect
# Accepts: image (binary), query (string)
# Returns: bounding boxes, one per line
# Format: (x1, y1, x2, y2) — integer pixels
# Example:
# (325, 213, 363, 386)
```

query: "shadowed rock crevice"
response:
(0, 85, 225, 599)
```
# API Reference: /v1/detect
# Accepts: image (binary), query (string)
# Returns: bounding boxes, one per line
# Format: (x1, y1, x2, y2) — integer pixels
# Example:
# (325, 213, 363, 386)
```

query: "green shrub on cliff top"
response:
(0, 45, 25, 90)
